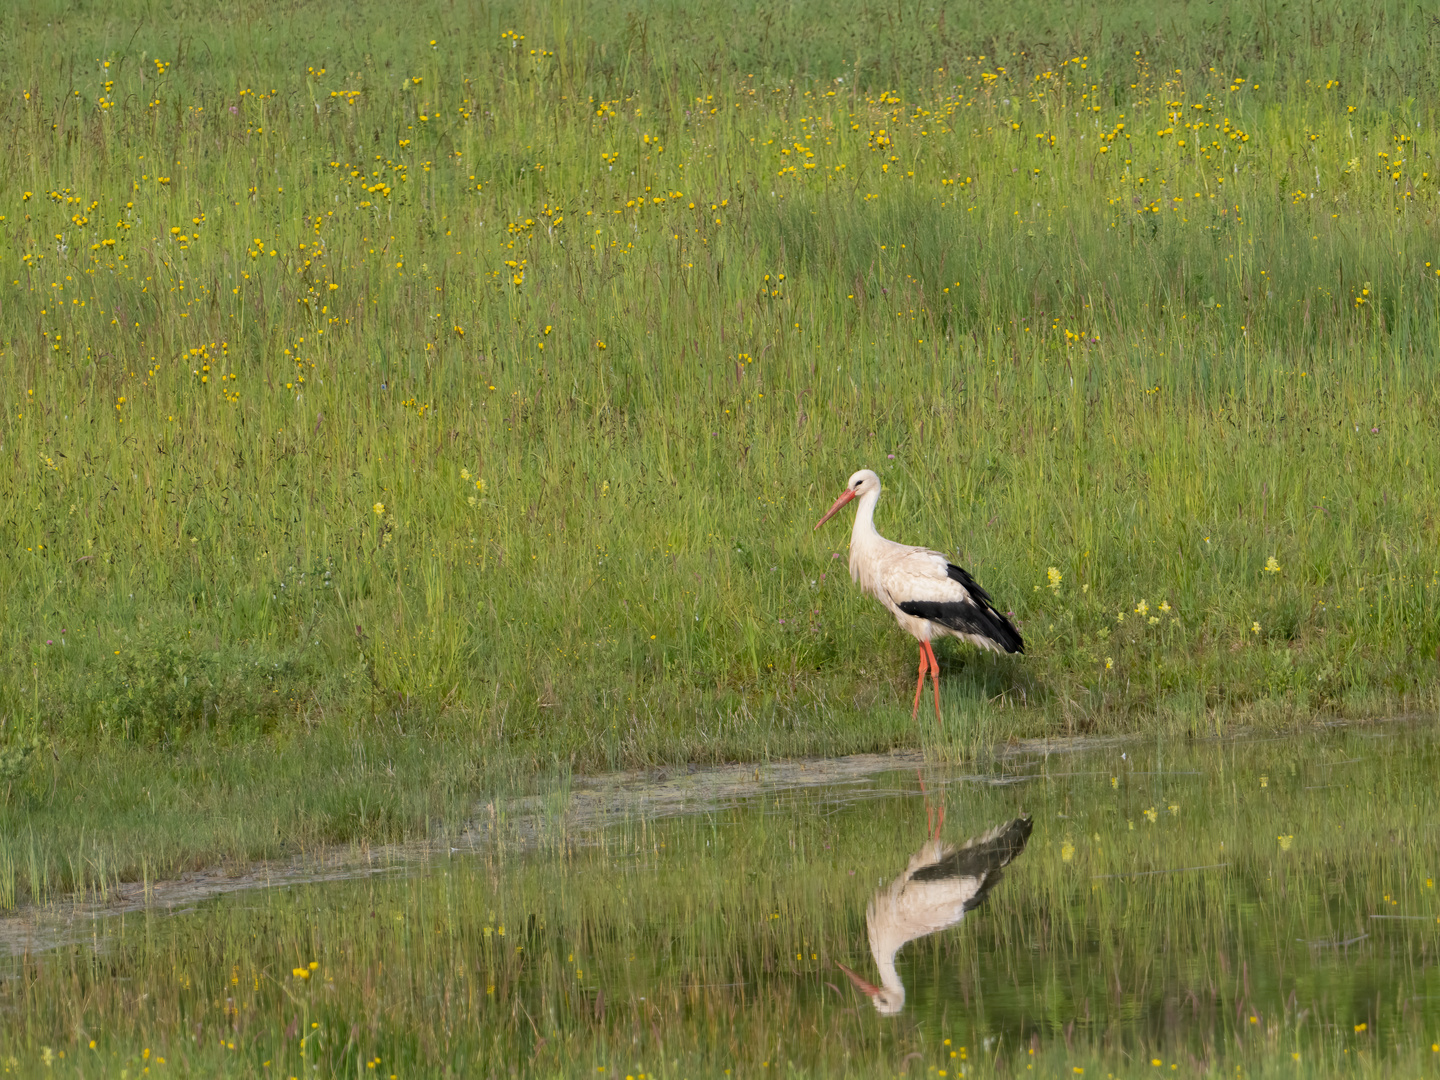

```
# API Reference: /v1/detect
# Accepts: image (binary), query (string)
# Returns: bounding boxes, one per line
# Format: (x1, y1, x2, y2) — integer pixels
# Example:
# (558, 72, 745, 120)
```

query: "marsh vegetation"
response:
(0, 6, 1438, 1066)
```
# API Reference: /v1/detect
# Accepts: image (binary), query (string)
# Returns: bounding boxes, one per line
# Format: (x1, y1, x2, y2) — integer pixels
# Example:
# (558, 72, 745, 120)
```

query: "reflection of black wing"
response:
(897, 564, 1024, 654)
(910, 815, 1033, 912)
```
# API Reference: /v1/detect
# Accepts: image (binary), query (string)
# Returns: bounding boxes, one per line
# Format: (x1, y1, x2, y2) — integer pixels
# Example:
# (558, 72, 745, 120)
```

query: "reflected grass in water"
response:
(1, 724, 1438, 1077)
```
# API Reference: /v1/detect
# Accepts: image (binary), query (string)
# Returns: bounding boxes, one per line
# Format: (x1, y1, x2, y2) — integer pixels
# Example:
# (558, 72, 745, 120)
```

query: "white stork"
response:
(814, 468, 1023, 723)
(837, 814, 1033, 1016)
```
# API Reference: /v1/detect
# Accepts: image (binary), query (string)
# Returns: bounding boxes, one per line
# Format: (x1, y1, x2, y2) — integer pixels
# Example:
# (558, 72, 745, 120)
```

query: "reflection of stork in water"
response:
(838, 815, 1032, 1016)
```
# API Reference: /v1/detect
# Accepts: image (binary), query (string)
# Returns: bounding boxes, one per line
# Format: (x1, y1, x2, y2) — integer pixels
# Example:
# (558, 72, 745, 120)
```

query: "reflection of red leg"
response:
(918, 766, 945, 838)
(917, 768, 936, 835)
(923, 641, 943, 725)
(910, 645, 927, 721)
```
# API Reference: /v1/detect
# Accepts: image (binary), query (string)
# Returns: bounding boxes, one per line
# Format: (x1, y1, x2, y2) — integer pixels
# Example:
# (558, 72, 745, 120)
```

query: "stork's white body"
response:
(845, 487, 1013, 655)
(814, 469, 1022, 722)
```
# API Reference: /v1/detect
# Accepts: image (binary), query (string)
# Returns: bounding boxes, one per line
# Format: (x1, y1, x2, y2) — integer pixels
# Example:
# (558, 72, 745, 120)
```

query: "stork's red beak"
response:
(814, 488, 856, 530)
(836, 961, 881, 997)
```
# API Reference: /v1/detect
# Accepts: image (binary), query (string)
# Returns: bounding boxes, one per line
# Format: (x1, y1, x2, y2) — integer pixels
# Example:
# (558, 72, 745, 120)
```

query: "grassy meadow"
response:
(2, 0, 1440, 893)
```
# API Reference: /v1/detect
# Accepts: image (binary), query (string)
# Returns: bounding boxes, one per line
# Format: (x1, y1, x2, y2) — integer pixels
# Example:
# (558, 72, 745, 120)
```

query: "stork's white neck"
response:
(848, 484, 885, 585)
(851, 485, 881, 542)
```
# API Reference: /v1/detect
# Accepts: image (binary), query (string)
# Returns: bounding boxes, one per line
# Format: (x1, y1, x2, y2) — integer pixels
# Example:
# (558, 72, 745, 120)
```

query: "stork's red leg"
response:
(924, 641, 943, 726)
(911, 644, 927, 721)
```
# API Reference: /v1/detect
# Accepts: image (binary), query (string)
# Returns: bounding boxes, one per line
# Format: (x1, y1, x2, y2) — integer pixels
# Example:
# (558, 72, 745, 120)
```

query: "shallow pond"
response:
(2, 723, 1439, 1078)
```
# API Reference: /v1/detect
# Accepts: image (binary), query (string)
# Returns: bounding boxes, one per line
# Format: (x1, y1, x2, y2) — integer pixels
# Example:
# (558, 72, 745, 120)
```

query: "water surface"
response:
(3, 723, 1438, 1077)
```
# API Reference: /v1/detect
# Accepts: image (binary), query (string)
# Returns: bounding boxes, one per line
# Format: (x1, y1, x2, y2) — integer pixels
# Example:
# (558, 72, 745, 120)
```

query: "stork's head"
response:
(836, 961, 905, 1016)
(813, 469, 880, 530)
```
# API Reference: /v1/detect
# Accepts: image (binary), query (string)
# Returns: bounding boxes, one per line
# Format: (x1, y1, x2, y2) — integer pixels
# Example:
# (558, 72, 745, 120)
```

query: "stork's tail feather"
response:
(909, 815, 1033, 911)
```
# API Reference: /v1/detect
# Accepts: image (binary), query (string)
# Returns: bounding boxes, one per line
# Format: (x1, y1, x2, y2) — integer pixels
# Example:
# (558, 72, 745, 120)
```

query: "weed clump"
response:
(89, 629, 319, 745)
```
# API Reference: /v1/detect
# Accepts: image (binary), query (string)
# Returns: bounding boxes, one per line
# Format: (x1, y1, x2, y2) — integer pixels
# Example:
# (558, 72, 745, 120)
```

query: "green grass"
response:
(2, 0, 1440, 894)
(2, 725, 1437, 1077)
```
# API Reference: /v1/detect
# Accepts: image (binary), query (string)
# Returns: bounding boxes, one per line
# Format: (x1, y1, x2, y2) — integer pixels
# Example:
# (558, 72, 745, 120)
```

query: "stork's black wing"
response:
(897, 564, 1024, 654)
